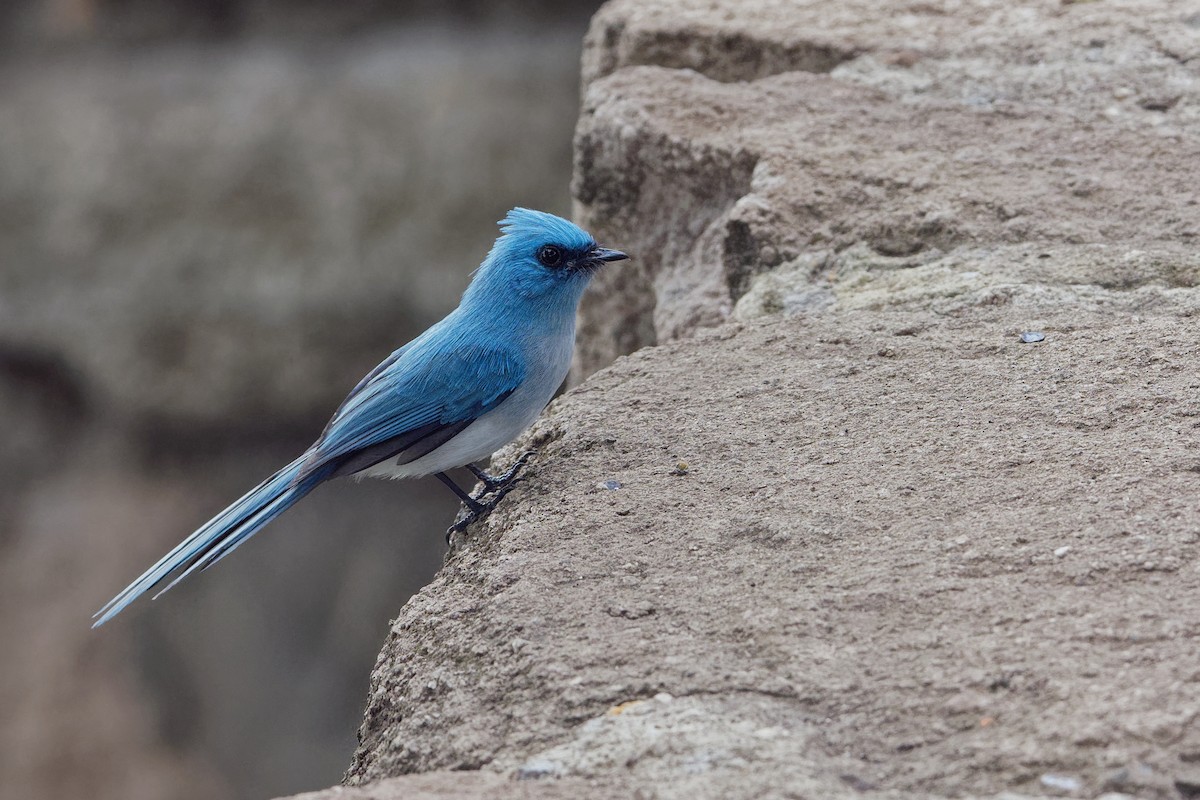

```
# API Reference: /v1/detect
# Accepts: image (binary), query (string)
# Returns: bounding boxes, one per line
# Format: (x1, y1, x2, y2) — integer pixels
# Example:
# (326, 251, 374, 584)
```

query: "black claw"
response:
(445, 510, 474, 544)
(467, 450, 536, 498)
(442, 489, 505, 544)
(442, 454, 533, 545)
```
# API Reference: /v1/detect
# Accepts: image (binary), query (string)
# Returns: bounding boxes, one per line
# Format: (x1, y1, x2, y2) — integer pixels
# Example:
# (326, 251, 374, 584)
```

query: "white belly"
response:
(356, 332, 573, 480)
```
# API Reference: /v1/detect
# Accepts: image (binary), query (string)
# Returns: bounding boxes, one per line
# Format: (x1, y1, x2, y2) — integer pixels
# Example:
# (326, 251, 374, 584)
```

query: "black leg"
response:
(444, 480, 523, 540)
(440, 453, 535, 543)
(435, 472, 485, 514)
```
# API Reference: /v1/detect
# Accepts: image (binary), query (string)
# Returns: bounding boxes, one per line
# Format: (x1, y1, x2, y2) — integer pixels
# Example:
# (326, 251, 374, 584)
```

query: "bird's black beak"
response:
(588, 246, 629, 264)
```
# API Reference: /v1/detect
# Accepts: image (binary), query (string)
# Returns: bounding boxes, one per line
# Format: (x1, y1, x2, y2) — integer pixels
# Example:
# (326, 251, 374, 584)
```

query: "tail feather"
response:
(92, 455, 317, 627)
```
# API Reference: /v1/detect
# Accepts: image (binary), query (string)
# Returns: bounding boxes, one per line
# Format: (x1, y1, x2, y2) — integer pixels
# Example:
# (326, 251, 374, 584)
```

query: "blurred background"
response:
(0, 1, 601, 798)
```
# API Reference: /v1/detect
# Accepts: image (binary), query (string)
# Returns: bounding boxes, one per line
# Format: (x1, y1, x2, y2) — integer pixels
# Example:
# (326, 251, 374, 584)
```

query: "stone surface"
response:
(344, 311, 1200, 799)
(322, 1, 1200, 799)
(282, 771, 619, 799)
(572, 0, 1200, 379)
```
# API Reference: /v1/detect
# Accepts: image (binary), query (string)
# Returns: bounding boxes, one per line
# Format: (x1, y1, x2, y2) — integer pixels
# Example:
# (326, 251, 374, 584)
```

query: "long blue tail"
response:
(92, 455, 320, 627)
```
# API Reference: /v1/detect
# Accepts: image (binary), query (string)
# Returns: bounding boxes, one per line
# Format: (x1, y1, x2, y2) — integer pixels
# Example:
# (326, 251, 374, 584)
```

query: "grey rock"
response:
(572, 0, 1200, 380)
(343, 308, 1200, 798)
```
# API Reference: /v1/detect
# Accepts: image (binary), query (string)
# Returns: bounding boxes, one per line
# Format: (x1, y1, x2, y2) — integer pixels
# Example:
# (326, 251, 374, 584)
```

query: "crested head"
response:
(463, 208, 628, 313)
(499, 208, 596, 254)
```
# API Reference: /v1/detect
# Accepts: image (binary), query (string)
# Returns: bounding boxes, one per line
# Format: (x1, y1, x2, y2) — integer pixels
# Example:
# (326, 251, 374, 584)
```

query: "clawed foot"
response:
(444, 479, 522, 541)
(466, 450, 535, 499)
(442, 451, 536, 544)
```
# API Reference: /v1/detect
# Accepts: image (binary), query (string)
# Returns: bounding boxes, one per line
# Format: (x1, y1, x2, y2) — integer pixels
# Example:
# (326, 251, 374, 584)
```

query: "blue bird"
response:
(93, 208, 627, 627)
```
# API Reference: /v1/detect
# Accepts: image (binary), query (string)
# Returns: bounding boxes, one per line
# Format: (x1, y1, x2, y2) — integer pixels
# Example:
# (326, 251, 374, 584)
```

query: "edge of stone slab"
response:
(273, 772, 623, 800)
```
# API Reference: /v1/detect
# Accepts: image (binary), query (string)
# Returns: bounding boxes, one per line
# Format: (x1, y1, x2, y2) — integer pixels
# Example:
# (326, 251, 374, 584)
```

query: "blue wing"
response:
(295, 339, 526, 483)
(92, 336, 524, 626)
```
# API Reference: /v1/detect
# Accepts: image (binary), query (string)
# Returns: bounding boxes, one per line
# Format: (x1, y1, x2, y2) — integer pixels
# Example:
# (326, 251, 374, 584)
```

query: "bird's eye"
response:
(536, 245, 564, 268)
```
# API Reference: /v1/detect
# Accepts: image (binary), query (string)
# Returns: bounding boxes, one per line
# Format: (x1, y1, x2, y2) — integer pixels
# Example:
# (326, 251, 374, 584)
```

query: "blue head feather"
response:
(497, 207, 597, 253)
(463, 208, 608, 314)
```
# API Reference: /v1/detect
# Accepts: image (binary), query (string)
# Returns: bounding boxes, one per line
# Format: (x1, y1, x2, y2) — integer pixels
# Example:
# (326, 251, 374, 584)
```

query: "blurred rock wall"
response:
(0, 3, 600, 800)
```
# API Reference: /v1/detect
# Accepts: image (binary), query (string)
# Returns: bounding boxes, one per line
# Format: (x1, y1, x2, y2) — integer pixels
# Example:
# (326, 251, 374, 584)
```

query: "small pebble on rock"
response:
(1040, 773, 1082, 793)
(515, 758, 562, 780)
(1020, 331, 1046, 343)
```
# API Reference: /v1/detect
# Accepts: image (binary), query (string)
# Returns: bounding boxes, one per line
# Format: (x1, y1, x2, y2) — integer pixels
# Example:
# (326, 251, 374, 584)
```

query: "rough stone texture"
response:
(345, 312, 1200, 799)
(283, 771, 618, 800)
(572, 0, 1200, 379)
(315, 1, 1200, 799)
